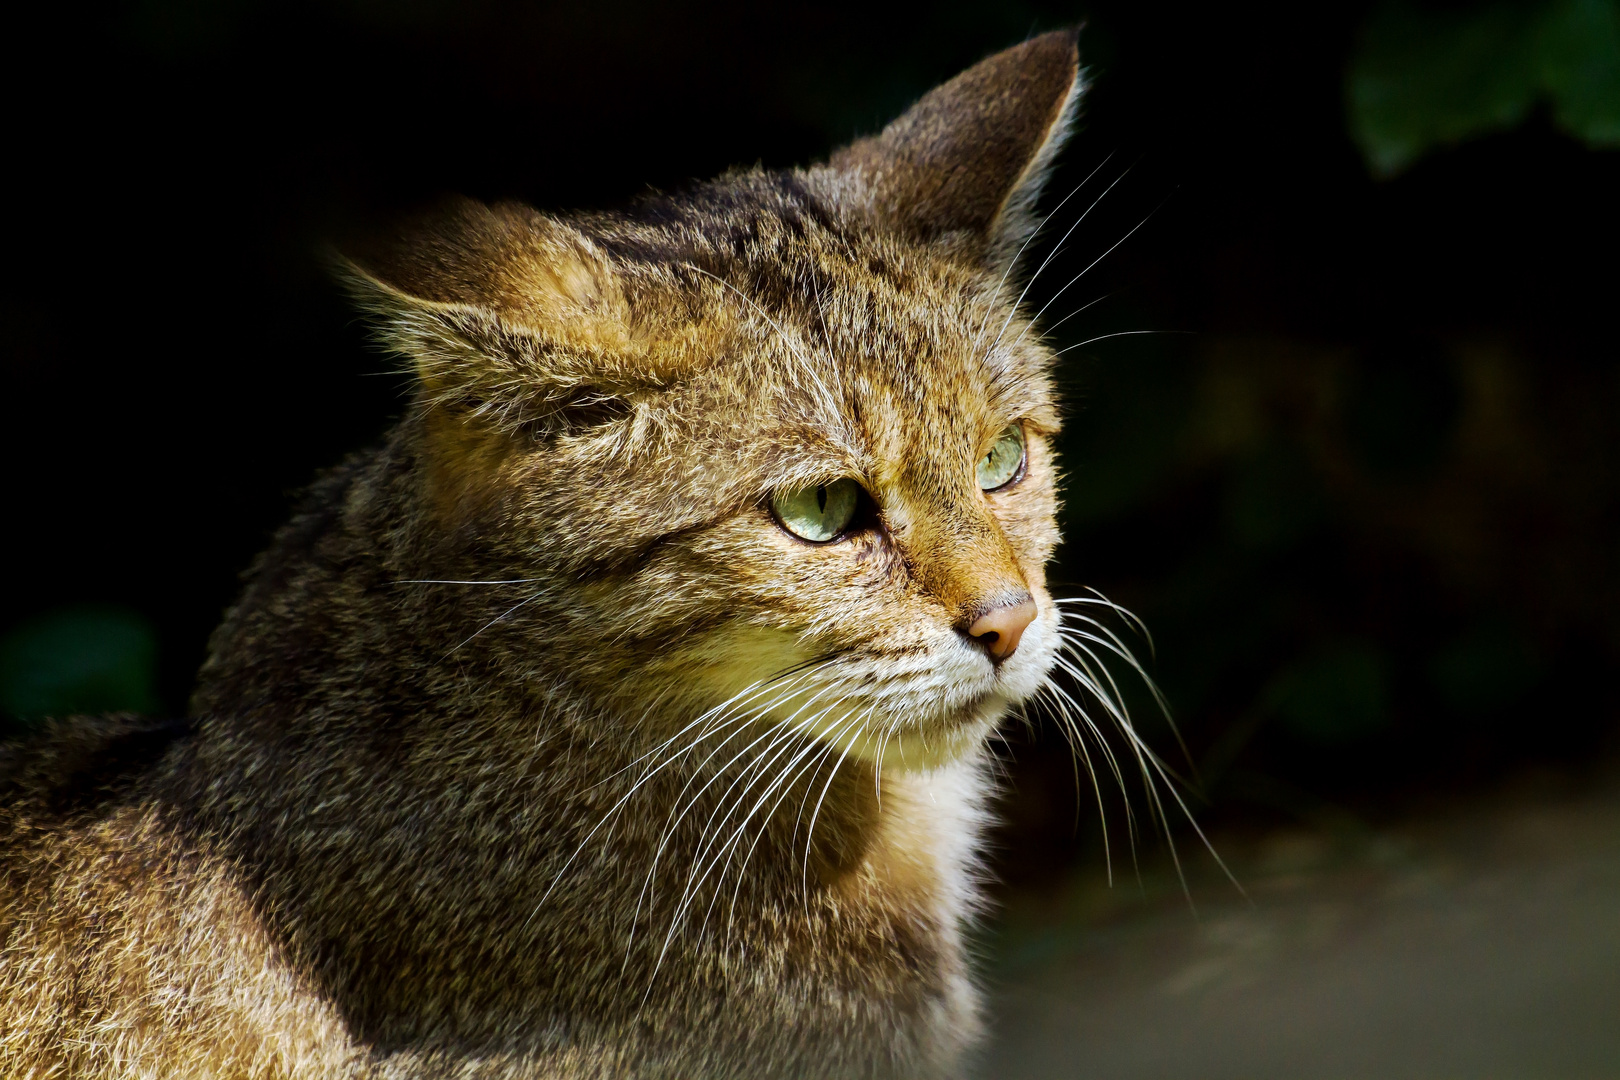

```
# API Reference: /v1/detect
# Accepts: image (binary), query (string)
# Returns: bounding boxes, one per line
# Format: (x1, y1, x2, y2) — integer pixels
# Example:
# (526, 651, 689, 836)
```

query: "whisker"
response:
(1032, 683, 1107, 874)
(1054, 590, 1156, 657)
(799, 705, 870, 902)
(727, 718, 853, 932)
(1058, 633, 1193, 790)
(1059, 621, 1189, 777)
(668, 687, 848, 909)
(1053, 648, 1165, 883)
(1050, 329, 1194, 359)
(872, 729, 893, 815)
(541, 661, 845, 946)
(445, 589, 543, 656)
(982, 163, 1133, 363)
(628, 675, 845, 954)
(678, 716, 808, 902)
(1012, 195, 1171, 351)
(1035, 593, 1242, 904)
(649, 703, 864, 992)
(695, 705, 862, 946)
(1040, 675, 1135, 850)
(536, 706, 755, 914)
(625, 708, 793, 966)
(604, 656, 839, 788)
(967, 152, 1116, 361)
(1054, 645, 1206, 902)
(553, 671, 824, 880)
(1031, 291, 1114, 341)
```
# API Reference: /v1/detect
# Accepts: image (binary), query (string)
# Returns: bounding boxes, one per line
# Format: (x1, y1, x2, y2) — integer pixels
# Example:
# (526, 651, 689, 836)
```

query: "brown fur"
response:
(1, 31, 1082, 1079)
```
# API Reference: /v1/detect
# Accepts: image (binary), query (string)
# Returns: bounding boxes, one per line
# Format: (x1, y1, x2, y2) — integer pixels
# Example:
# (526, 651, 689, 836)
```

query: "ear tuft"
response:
(827, 29, 1084, 271)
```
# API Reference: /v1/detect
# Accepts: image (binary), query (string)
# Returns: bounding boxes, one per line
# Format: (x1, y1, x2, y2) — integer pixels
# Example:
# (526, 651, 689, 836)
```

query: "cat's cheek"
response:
(986, 498, 1061, 581)
(755, 513, 910, 608)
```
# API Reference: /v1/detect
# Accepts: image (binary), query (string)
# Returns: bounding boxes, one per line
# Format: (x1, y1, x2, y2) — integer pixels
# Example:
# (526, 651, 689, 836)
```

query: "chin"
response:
(854, 669, 1044, 771)
(858, 696, 1009, 771)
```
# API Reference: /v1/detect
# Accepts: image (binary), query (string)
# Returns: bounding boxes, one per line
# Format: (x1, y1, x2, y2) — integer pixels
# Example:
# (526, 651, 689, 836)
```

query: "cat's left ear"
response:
(823, 29, 1083, 272)
(334, 198, 669, 436)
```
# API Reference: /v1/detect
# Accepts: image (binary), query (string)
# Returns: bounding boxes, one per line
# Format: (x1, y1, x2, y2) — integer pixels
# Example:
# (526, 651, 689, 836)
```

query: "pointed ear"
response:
(337, 199, 665, 434)
(826, 29, 1083, 270)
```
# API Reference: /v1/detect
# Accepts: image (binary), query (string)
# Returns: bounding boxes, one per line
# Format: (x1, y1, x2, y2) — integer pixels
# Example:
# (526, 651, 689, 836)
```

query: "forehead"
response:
(676, 226, 1051, 438)
(793, 248, 1046, 465)
(574, 192, 1057, 515)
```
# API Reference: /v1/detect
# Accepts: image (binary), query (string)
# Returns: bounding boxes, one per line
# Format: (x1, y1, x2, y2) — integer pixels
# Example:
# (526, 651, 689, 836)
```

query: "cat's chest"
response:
(827, 758, 991, 925)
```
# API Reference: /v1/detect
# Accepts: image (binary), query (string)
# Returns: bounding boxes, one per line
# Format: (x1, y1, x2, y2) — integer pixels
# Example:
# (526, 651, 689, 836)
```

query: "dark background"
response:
(4, 0, 1617, 893)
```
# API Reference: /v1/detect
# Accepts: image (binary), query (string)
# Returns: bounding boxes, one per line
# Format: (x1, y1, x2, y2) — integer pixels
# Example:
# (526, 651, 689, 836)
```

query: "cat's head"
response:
(346, 31, 1082, 770)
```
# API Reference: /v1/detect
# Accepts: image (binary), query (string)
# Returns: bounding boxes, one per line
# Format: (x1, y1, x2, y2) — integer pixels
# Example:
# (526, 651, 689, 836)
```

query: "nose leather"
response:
(965, 596, 1038, 663)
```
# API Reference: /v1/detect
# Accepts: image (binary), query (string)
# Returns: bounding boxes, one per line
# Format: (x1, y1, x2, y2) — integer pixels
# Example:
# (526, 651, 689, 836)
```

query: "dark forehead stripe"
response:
(580, 170, 958, 338)
(581, 172, 845, 269)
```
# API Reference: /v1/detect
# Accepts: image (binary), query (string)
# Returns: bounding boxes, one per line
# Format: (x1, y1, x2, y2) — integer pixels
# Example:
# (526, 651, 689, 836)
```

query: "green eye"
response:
(771, 478, 861, 542)
(977, 424, 1026, 490)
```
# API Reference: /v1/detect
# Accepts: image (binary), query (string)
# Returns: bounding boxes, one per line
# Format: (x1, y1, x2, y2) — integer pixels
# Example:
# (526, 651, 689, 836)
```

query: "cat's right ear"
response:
(823, 29, 1084, 273)
(336, 199, 665, 434)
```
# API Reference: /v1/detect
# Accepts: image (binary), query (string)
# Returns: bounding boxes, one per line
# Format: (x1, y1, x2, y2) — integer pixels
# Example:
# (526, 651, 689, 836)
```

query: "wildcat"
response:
(2, 30, 1088, 1079)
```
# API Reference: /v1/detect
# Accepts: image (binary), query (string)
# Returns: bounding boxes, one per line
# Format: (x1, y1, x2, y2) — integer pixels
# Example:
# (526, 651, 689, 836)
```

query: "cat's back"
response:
(1, 716, 194, 928)
(0, 717, 362, 1078)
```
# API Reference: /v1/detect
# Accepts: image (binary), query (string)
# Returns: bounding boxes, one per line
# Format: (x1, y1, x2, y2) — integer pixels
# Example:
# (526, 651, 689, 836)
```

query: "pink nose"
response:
(965, 596, 1038, 663)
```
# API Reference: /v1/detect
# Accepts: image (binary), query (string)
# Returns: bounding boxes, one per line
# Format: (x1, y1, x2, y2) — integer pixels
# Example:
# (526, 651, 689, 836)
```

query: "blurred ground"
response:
(981, 771, 1620, 1078)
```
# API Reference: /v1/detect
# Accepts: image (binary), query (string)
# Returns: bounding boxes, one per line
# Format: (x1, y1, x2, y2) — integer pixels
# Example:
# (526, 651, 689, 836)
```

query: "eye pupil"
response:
(977, 423, 1027, 491)
(771, 478, 861, 543)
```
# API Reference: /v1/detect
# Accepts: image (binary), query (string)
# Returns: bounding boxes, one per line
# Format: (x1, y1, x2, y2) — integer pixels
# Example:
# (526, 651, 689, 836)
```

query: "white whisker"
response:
(392, 577, 545, 586)
(1031, 291, 1114, 341)
(629, 673, 845, 956)
(967, 153, 1116, 362)
(1035, 592, 1242, 903)
(695, 705, 863, 945)
(727, 720, 852, 932)
(982, 164, 1132, 363)
(1010, 196, 1170, 354)
(667, 687, 848, 917)
(446, 589, 543, 655)
(799, 704, 870, 901)
(1050, 329, 1194, 358)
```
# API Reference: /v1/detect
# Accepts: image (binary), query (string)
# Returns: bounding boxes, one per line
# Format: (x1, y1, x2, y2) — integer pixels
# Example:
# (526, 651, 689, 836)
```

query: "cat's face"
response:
(352, 32, 1082, 770)
(606, 224, 1063, 771)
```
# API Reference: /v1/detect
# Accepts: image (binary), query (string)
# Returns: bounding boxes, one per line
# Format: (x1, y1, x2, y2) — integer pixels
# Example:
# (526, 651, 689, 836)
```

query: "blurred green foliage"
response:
(0, 607, 161, 731)
(1349, 0, 1620, 175)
